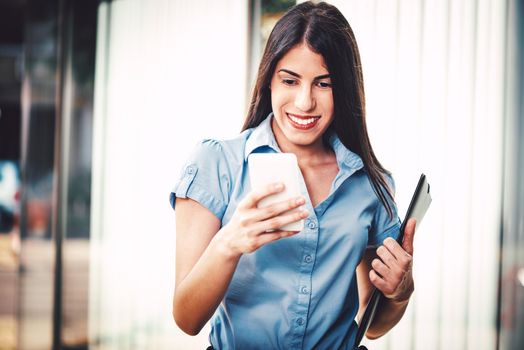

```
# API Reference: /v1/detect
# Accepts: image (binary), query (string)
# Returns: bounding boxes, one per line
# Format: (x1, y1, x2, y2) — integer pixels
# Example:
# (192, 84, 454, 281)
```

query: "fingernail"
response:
(296, 197, 305, 205)
(274, 183, 284, 190)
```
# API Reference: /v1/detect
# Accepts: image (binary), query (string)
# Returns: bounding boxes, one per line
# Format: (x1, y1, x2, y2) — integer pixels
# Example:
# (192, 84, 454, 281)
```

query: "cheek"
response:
(271, 87, 291, 113)
(322, 93, 334, 110)
(321, 94, 334, 118)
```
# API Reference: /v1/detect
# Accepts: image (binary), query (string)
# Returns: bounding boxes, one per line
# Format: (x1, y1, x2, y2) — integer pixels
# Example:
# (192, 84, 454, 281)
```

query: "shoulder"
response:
(209, 129, 252, 155)
(383, 172, 396, 192)
(345, 170, 396, 214)
(189, 129, 252, 169)
(360, 169, 396, 195)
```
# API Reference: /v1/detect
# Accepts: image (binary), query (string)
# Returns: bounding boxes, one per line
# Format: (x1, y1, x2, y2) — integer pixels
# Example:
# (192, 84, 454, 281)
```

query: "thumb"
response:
(402, 218, 417, 256)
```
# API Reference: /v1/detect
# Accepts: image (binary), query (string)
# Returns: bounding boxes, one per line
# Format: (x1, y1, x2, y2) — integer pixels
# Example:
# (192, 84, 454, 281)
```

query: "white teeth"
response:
(288, 115, 318, 125)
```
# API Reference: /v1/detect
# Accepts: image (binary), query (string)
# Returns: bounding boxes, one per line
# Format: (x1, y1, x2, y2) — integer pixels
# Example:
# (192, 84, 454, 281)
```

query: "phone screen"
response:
(248, 153, 304, 231)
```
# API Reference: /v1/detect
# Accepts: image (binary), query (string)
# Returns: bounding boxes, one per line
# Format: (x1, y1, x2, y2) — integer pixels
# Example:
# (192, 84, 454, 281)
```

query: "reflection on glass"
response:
(260, 0, 295, 47)
(13, 0, 98, 347)
(1, 0, 24, 348)
(248, 0, 295, 107)
(59, 0, 97, 348)
(18, 0, 58, 349)
(499, 2, 524, 348)
(0, 161, 21, 350)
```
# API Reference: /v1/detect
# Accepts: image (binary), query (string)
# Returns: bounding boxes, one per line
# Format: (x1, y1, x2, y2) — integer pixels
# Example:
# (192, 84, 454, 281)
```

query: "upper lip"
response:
(286, 113, 320, 119)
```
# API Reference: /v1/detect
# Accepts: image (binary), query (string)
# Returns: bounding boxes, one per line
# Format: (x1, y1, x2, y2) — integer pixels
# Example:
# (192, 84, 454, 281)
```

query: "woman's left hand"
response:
(369, 218, 417, 302)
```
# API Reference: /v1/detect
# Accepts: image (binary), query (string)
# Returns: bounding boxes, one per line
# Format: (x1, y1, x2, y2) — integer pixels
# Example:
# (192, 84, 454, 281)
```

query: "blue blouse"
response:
(170, 114, 400, 349)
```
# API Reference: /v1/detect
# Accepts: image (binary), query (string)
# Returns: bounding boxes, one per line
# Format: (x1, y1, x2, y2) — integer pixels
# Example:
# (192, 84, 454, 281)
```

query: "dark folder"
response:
(354, 173, 432, 349)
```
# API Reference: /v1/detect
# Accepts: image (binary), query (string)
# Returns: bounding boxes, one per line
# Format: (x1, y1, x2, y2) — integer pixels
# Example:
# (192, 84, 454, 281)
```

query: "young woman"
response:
(170, 2, 416, 349)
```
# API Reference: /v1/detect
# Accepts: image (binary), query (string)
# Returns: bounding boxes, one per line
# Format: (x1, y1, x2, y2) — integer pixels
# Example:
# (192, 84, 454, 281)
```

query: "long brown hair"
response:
(242, 1, 395, 217)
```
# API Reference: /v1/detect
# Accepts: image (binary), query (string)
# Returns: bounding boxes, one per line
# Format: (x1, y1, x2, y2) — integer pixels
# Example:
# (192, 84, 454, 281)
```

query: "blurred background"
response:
(0, 0, 522, 349)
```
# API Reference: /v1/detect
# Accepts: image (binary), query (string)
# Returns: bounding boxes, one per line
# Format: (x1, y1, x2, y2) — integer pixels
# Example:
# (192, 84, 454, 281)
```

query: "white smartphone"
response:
(248, 153, 304, 231)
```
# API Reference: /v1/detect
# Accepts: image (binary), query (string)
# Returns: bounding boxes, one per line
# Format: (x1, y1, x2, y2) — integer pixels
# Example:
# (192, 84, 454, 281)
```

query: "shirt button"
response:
(304, 255, 312, 263)
(186, 166, 195, 174)
(308, 220, 317, 229)
(297, 318, 304, 326)
(301, 286, 309, 294)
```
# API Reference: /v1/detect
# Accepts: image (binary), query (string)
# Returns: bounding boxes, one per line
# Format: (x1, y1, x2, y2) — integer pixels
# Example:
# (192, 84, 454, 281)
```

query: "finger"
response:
(242, 182, 284, 208)
(251, 196, 306, 222)
(376, 245, 399, 269)
(255, 230, 300, 247)
(383, 237, 413, 267)
(402, 218, 417, 256)
(254, 208, 309, 233)
(371, 258, 391, 279)
(369, 269, 388, 292)
(369, 269, 397, 296)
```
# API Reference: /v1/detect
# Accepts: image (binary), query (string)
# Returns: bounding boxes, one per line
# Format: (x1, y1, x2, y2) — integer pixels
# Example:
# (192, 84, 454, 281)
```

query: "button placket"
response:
(293, 177, 317, 346)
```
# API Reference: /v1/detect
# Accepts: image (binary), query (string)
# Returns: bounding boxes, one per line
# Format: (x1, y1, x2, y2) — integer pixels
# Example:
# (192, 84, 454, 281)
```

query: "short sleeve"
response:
(368, 174, 401, 247)
(169, 139, 231, 220)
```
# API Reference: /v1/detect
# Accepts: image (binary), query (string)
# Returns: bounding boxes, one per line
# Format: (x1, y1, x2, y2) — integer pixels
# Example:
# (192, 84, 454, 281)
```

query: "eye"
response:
(281, 78, 297, 86)
(316, 81, 332, 89)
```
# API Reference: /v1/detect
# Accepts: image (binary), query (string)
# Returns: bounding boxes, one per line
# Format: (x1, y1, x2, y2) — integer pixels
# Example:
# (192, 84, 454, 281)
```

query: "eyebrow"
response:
(278, 69, 330, 80)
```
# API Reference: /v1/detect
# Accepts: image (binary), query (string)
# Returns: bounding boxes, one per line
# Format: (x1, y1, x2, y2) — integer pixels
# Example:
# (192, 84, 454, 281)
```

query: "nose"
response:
(294, 85, 315, 112)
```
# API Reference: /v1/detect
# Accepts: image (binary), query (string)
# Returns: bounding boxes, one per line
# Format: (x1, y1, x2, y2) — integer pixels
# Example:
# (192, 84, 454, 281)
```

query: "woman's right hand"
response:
(214, 182, 309, 257)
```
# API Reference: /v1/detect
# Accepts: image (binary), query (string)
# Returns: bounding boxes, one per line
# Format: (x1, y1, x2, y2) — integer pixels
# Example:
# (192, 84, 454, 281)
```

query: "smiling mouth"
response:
(286, 113, 321, 130)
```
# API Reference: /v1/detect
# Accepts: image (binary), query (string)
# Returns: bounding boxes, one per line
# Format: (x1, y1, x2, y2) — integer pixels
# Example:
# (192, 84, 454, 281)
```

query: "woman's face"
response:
(270, 43, 334, 151)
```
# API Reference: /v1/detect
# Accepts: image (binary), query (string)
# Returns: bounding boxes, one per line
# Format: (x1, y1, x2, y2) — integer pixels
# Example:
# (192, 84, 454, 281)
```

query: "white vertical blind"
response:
(90, 0, 248, 348)
(329, 0, 505, 349)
